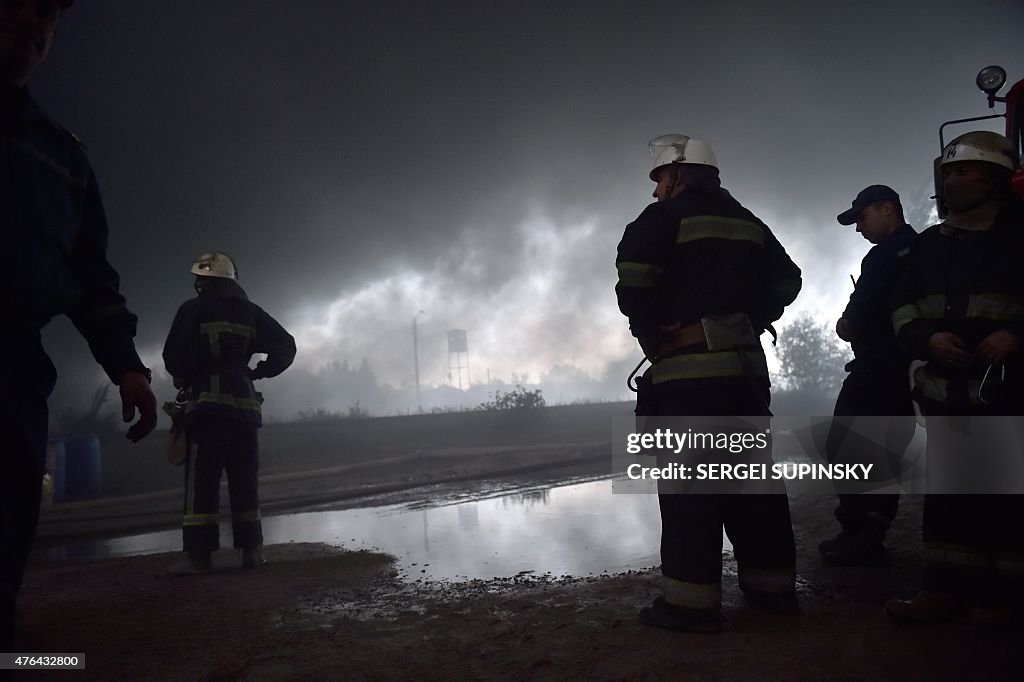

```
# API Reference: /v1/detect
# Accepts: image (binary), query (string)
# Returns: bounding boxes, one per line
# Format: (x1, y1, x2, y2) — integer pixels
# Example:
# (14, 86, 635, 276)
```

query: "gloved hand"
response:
(118, 371, 157, 442)
(836, 317, 854, 342)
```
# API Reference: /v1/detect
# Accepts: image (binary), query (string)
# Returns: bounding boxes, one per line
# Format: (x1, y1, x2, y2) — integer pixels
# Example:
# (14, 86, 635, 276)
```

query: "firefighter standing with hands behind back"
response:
(616, 134, 802, 632)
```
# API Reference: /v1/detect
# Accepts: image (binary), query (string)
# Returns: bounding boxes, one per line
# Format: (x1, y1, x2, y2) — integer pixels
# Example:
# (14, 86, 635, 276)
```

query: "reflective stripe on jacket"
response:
(163, 290, 296, 426)
(615, 187, 801, 383)
(890, 203, 1024, 412)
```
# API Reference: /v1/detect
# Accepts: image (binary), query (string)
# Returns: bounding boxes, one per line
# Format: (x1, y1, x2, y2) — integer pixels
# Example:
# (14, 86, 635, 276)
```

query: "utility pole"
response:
(413, 310, 424, 411)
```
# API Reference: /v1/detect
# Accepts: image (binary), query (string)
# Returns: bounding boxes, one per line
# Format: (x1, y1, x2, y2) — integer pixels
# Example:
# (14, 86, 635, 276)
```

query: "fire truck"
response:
(934, 65, 1024, 218)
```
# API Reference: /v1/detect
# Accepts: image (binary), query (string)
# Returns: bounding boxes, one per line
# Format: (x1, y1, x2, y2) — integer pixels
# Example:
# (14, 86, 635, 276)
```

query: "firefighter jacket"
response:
(162, 282, 296, 426)
(1, 85, 148, 397)
(843, 223, 916, 375)
(616, 187, 801, 385)
(891, 202, 1024, 413)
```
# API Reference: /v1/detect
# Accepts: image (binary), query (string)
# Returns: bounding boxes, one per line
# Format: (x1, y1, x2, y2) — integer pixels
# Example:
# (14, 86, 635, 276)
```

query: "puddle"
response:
(45, 477, 735, 580)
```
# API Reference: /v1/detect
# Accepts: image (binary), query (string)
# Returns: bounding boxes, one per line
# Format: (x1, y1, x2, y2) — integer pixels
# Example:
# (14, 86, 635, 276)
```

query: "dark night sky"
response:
(29, 0, 1024, 407)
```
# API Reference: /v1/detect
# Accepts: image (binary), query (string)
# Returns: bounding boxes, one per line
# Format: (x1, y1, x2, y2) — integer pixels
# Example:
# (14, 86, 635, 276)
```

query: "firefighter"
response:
(886, 131, 1024, 624)
(1, 0, 157, 651)
(162, 252, 296, 574)
(819, 186, 917, 565)
(617, 134, 802, 632)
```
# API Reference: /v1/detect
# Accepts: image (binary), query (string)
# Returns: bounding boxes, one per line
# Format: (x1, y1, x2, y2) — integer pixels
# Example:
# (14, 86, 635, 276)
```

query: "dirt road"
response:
(19, 476, 1020, 680)
(15, 411, 1018, 680)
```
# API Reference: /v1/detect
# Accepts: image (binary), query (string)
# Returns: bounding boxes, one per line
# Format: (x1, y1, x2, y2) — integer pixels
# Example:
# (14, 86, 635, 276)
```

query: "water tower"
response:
(446, 329, 470, 389)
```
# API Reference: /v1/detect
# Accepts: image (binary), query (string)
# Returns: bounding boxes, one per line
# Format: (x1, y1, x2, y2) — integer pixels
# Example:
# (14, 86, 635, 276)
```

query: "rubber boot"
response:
(167, 550, 213, 576)
(742, 588, 799, 614)
(638, 596, 723, 634)
(241, 546, 266, 568)
(822, 515, 889, 566)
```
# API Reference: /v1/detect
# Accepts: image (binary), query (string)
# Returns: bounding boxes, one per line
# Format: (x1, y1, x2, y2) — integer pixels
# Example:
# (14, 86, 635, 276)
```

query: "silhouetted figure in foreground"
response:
(1, 0, 156, 652)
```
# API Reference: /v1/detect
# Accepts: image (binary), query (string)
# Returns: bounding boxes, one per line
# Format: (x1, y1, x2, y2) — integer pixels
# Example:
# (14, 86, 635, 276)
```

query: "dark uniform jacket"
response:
(616, 187, 801, 343)
(843, 223, 916, 375)
(162, 282, 296, 426)
(1, 85, 147, 399)
(891, 202, 1024, 414)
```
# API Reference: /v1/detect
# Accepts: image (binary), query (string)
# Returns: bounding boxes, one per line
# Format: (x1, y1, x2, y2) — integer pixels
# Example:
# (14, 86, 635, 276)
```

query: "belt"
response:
(654, 322, 707, 358)
(642, 313, 758, 360)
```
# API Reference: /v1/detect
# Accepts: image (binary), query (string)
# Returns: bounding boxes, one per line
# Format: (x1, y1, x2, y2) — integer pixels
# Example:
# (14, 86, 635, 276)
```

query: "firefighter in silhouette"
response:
(1, 0, 156, 650)
(886, 131, 1024, 624)
(616, 134, 802, 632)
(163, 252, 295, 574)
(819, 185, 917, 565)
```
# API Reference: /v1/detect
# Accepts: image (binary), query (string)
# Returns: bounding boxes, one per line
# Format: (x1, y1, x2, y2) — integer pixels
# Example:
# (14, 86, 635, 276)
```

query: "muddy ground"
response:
(13, 415, 1021, 680)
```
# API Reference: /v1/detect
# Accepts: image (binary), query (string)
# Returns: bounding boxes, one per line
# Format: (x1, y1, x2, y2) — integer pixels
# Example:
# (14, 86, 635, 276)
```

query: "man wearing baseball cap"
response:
(1, 0, 157, 652)
(819, 185, 917, 565)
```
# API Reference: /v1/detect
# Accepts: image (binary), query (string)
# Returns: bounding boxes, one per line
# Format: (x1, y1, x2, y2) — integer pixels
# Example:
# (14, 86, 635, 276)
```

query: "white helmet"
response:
(940, 131, 1016, 172)
(190, 251, 238, 280)
(648, 134, 718, 180)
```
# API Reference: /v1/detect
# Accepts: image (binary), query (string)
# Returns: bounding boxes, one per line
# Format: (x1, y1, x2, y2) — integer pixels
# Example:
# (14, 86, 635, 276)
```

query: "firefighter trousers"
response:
(636, 370, 796, 611)
(826, 371, 915, 533)
(182, 415, 262, 553)
(922, 493, 1024, 605)
(918, 414, 1024, 605)
(0, 390, 47, 650)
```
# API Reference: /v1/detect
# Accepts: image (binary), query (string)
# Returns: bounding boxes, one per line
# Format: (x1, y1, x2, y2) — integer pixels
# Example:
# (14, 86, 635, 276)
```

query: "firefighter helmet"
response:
(940, 131, 1017, 172)
(649, 134, 718, 180)
(190, 251, 238, 280)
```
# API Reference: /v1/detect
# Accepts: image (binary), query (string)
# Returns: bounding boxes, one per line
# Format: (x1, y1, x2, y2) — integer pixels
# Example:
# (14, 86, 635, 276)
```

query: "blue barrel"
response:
(49, 435, 103, 503)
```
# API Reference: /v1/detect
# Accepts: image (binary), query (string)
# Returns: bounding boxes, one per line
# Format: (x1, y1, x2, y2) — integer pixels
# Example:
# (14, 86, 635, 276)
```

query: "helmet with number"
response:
(190, 251, 238, 280)
(648, 134, 718, 180)
(940, 131, 1017, 172)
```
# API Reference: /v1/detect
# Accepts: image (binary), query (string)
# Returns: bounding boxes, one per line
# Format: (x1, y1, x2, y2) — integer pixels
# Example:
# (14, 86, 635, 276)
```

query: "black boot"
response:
(822, 523, 888, 566)
(742, 588, 799, 614)
(638, 596, 723, 634)
(167, 550, 213, 576)
(818, 530, 851, 555)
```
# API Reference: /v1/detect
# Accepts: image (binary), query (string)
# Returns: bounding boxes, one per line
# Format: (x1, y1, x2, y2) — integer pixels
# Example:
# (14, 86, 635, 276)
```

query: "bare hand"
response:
(119, 371, 157, 442)
(926, 332, 973, 368)
(836, 317, 853, 342)
(976, 330, 1020, 365)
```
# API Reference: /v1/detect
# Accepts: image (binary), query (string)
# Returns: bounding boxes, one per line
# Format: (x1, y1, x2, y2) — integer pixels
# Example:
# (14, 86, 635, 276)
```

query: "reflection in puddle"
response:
(46, 477, 734, 580)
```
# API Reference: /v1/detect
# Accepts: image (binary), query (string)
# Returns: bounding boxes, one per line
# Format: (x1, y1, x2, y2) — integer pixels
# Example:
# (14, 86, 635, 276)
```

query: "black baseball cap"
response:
(836, 185, 901, 225)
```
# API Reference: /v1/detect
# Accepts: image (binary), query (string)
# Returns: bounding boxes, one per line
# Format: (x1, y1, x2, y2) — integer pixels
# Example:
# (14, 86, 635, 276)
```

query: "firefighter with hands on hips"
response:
(162, 252, 296, 574)
(616, 134, 802, 632)
(819, 185, 917, 565)
(0, 0, 157, 652)
(885, 131, 1024, 625)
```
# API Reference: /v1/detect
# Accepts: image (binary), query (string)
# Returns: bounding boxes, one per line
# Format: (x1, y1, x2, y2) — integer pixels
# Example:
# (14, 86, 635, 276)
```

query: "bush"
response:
(346, 401, 370, 419)
(296, 401, 371, 422)
(478, 384, 546, 411)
